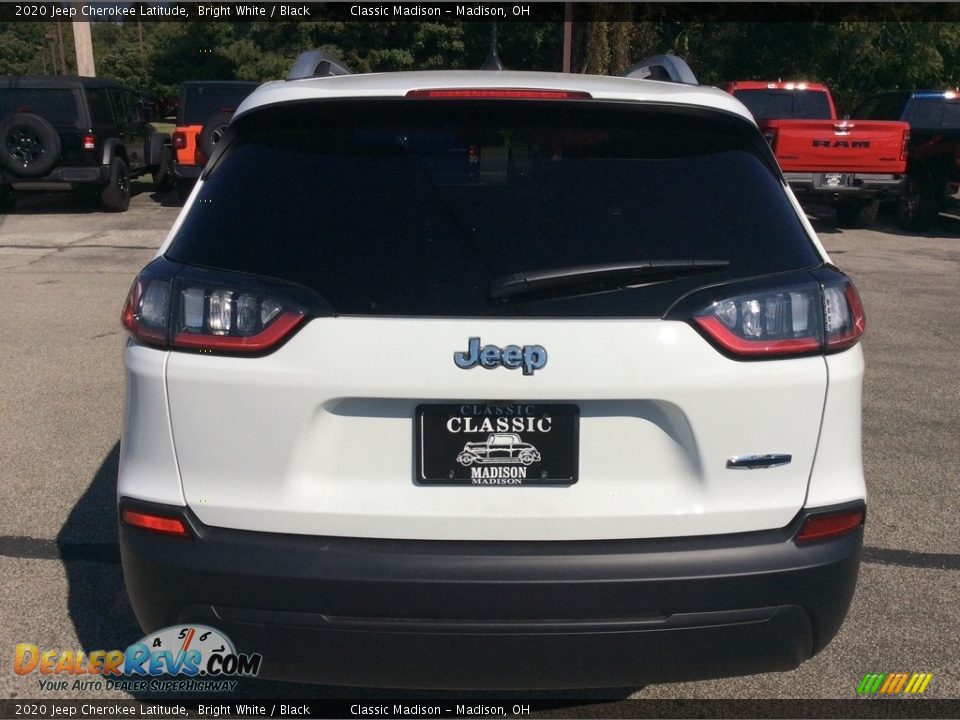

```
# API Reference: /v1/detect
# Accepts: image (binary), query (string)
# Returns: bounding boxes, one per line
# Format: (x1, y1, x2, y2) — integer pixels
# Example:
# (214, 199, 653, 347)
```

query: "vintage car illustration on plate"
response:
(456, 433, 542, 467)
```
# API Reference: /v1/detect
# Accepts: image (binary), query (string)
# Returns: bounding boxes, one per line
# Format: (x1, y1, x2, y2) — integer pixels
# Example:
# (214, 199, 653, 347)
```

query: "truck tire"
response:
(0, 113, 61, 177)
(198, 111, 234, 159)
(152, 144, 173, 191)
(835, 199, 879, 229)
(895, 175, 940, 230)
(101, 157, 131, 212)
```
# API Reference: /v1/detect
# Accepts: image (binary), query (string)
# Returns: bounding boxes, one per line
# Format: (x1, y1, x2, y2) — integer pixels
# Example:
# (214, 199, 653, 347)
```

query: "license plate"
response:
(821, 173, 850, 187)
(416, 403, 579, 486)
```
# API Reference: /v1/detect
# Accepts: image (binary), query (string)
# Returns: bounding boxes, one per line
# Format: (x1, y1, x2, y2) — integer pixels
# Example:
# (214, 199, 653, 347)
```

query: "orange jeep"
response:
(170, 80, 259, 201)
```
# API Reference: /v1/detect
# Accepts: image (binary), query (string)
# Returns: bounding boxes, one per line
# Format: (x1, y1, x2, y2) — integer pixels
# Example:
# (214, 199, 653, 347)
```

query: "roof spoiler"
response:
(623, 55, 698, 85)
(287, 50, 352, 81)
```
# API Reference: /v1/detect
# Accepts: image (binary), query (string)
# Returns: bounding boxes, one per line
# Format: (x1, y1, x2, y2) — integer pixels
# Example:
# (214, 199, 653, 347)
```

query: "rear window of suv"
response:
(0, 88, 79, 125)
(903, 97, 960, 130)
(166, 100, 819, 318)
(179, 83, 258, 125)
(733, 89, 832, 121)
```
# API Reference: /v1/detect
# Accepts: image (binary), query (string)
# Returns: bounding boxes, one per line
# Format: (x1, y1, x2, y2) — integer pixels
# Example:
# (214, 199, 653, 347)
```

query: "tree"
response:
(0, 23, 55, 75)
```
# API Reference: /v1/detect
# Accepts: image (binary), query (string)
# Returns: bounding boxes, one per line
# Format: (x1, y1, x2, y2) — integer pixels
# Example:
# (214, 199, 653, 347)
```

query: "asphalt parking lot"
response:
(0, 184, 957, 705)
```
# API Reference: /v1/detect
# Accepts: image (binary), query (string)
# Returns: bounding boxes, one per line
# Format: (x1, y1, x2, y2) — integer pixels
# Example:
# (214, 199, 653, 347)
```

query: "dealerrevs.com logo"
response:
(857, 672, 934, 696)
(14, 625, 262, 693)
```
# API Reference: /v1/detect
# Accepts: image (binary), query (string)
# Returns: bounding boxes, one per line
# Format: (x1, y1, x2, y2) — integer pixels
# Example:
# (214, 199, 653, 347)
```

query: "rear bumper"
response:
(2, 164, 109, 186)
(169, 162, 202, 182)
(119, 498, 864, 690)
(785, 172, 905, 197)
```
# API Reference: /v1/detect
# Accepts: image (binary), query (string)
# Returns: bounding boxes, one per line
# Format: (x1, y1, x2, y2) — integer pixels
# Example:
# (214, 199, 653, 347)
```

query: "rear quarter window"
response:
(86, 88, 114, 126)
(167, 100, 820, 318)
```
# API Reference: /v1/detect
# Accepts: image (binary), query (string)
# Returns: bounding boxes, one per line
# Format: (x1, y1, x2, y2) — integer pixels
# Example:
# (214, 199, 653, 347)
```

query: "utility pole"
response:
(45, 32, 58, 74)
(56, 22, 68, 75)
(562, 2, 573, 73)
(72, 3, 96, 77)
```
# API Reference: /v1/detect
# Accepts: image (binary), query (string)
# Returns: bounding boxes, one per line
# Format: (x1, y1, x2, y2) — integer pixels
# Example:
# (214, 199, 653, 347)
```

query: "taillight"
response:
(173, 131, 187, 150)
(822, 279, 866, 352)
(82, 134, 96, 150)
(901, 128, 910, 161)
(796, 508, 864, 543)
(121, 258, 326, 354)
(677, 269, 865, 359)
(406, 89, 592, 100)
(122, 508, 191, 537)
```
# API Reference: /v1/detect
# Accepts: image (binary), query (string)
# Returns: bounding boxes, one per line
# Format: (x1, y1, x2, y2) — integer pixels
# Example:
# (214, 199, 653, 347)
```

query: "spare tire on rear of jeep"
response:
(198, 111, 234, 159)
(0, 113, 61, 177)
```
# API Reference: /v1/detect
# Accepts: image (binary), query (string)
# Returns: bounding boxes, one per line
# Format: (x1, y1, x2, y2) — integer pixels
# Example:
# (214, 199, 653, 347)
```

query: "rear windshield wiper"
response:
(489, 260, 730, 303)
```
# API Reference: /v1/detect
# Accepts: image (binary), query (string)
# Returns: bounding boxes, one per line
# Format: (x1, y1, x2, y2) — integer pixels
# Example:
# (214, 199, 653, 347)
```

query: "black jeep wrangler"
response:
(0, 76, 172, 212)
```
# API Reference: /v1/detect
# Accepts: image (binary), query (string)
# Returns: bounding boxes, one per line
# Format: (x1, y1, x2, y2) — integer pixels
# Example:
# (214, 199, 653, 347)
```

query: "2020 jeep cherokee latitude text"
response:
(118, 63, 867, 690)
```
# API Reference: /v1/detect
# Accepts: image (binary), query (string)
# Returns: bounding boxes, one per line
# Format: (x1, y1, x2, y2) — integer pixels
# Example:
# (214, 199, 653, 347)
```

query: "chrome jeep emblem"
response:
(454, 337, 547, 375)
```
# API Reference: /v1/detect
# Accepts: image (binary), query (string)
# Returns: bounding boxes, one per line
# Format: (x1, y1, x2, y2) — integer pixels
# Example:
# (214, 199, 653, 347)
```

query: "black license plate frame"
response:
(416, 403, 579, 486)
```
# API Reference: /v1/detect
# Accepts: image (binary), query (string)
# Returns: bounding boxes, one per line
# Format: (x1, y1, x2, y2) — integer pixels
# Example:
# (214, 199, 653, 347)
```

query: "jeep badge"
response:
(454, 337, 547, 376)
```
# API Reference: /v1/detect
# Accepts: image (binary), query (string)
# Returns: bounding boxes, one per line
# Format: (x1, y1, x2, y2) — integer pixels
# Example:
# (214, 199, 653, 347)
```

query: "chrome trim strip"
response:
(726, 454, 792, 470)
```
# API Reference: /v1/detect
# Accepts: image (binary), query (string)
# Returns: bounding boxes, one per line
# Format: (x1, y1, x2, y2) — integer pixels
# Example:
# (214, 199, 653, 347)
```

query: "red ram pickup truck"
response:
(723, 81, 910, 227)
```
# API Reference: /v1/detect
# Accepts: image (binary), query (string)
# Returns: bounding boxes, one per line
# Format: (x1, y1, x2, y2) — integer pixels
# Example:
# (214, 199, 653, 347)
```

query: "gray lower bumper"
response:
(785, 172, 905, 196)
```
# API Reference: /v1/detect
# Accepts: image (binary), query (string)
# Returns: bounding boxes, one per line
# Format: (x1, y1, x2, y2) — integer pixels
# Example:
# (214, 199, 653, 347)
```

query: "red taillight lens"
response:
(693, 282, 825, 357)
(173, 131, 187, 150)
(690, 272, 865, 359)
(172, 295, 304, 352)
(122, 509, 190, 537)
(82, 134, 96, 150)
(122, 277, 170, 347)
(901, 129, 910, 161)
(695, 312, 821, 356)
(796, 508, 864, 543)
(121, 260, 313, 354)
(406, 89, 592, 100)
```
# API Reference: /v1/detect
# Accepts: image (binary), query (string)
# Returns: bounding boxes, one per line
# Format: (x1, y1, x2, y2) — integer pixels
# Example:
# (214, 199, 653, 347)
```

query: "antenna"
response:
(481, 22, 505, 71)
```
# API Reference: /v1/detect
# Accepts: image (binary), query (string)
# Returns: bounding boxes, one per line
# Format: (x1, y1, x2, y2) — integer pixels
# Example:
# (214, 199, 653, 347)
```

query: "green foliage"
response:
(0, 22, 71, 75)
(2, 20, 960, 115)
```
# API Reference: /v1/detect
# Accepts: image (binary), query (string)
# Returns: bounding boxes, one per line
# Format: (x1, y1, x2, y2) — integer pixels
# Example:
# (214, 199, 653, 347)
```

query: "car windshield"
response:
(180, 83, 259, 125)
(167, 100, 819, 318)
(733, 89, 832, 120)
(0, 88, 79, 125)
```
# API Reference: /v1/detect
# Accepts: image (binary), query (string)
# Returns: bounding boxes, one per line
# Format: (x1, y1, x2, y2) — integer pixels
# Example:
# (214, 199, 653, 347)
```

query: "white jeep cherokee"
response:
(118, 55, 867, 690)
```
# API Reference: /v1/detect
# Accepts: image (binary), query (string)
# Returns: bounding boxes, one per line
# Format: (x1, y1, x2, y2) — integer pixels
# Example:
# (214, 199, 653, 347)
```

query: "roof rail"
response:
(287, 50, 352, 81)
(623, 55, 698, 86)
